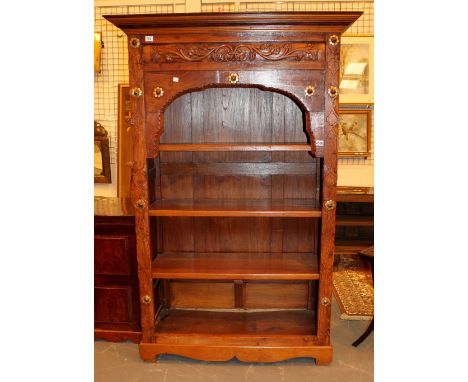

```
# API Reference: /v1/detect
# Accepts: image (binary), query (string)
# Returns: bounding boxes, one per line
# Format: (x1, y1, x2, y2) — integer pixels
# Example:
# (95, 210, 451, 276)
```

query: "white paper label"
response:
(315, 140, 324, 147)
(144, 35, 154, 42)
(173, 77, 179, 82)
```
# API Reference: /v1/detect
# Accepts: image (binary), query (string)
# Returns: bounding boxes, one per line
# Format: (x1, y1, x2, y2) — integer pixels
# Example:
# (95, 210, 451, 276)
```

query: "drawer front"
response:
(94, 286, 133, 324)
(94, 235, 131, 275)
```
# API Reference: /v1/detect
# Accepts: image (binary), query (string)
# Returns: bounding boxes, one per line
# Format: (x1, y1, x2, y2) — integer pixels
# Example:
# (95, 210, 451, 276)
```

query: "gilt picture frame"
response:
(338, 109, 372, 158)
(94, 120, 112, 183)
(339, 35, 374, 104)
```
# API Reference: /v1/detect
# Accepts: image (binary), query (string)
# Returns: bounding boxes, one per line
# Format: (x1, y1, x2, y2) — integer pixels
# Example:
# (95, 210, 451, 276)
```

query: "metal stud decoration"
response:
(130, 87, 143, 97)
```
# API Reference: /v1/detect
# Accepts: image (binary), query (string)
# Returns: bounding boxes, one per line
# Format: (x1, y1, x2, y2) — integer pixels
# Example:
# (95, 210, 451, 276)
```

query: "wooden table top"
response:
(359, 246, 374, 258)
(94, 197, 135, 217)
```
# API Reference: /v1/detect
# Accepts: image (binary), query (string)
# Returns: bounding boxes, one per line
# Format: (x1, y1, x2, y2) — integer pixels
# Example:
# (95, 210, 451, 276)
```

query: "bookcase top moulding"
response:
(103, 12, 363, 34)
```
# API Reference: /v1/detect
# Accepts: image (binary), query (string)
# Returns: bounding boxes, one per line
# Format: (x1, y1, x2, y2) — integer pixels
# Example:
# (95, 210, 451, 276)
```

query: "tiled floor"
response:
(95, 299, 373, 381)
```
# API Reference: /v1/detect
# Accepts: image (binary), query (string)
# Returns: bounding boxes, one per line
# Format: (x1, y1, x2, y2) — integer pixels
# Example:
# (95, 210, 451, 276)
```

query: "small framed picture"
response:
(338, 109, 372, 157)
(339, 36, 374, 104)
(94, 32, 102, 74)
(94, 121, 112, 183)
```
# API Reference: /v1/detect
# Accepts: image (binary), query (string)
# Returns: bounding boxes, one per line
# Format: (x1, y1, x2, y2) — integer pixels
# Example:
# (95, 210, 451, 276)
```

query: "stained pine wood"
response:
(152, 252, 319, 280)
(104, 11, 361, 364)
(148, 199, 321, 217)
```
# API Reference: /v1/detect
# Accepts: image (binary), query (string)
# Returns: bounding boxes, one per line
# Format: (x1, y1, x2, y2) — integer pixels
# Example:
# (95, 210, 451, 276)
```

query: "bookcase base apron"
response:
(139, 342, 332, 364)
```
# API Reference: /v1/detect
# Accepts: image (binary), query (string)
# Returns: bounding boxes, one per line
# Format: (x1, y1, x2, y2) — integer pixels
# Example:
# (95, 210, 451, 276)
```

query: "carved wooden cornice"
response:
(104, 12, 363, 32)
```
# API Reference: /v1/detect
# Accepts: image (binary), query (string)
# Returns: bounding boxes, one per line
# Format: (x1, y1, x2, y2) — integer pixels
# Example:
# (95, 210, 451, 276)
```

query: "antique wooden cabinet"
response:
(94, 197, 141, 343)
(105, 12, 361, 364)
(335, 188, 374, 256)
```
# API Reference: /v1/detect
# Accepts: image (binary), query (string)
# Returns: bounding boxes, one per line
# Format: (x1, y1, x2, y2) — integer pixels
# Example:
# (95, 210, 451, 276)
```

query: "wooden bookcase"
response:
(105, 12, 361, 365)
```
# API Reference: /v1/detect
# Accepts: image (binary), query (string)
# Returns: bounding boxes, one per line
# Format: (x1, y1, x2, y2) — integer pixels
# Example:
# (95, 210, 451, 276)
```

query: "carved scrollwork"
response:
(149, 43, 323, 64)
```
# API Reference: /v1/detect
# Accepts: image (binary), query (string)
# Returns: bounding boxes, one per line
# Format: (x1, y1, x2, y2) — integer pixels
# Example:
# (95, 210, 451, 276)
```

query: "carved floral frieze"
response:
(146, 43, 324, 64)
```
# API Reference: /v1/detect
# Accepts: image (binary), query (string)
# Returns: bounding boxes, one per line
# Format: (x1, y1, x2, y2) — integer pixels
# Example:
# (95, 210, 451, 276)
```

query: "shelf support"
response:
(316, 32, 341, 346)
(128, 35, 156, 343)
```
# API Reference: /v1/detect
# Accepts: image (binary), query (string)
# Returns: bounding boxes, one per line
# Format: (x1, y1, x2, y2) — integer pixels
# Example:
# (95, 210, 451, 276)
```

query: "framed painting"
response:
(339, 36, 374, 104)
(94, 121, 112, 183)
(338, 109, 372, 157)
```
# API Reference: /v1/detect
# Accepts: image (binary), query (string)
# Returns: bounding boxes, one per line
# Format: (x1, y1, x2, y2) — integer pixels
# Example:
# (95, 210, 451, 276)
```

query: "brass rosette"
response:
(153, 87, 164, 98)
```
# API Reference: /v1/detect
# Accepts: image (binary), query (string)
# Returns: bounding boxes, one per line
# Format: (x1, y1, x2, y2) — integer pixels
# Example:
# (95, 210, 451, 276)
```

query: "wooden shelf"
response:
(148, 199, 321, 217)
(142, 308, 324, 362)
(155, 309, 316, 338)
(336, 215, 373, 227)
(159, 143, 312, 152)
(152, 252, 320, 280)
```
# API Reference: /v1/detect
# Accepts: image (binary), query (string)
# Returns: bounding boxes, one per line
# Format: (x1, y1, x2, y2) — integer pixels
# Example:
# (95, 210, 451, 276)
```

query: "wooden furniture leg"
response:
(352, 318, 374, 347)
(352, 246, 374, 347)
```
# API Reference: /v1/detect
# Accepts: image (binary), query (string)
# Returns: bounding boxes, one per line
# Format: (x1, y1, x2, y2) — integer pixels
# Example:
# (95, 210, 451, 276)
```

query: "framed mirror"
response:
(94, 120, 112, 183)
